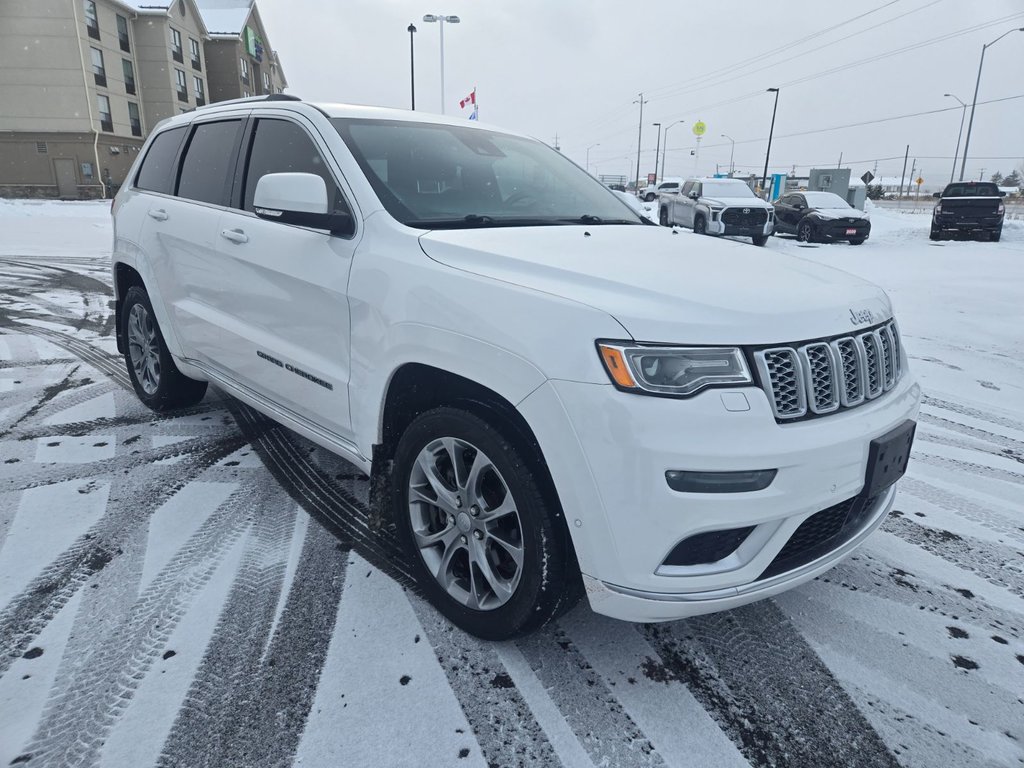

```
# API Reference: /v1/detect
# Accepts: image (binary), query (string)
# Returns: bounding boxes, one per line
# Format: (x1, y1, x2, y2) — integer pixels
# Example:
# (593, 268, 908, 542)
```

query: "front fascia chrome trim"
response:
(603, 485, 896, 602)
(181, 356, 367, 465)
(754, 347, 807, 420)
(798, 342, 840, 414)
(830, 337, 867, 407)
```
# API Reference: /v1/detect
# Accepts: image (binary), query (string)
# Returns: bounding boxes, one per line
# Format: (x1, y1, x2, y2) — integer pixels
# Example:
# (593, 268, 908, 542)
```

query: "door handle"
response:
(148, 209, 168, 221)
(220, 228, 249, 244)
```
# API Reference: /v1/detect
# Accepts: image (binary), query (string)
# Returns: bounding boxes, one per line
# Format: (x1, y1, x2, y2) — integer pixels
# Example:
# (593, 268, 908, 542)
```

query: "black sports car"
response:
(773, 191, 871, 245)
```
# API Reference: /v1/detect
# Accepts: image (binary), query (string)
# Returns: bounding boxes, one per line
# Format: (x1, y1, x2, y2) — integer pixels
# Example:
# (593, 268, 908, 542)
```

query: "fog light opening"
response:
(665, 469, 777, 493)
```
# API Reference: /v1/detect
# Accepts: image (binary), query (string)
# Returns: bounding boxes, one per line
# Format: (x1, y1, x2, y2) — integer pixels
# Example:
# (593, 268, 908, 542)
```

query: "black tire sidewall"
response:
(392, 407, 570, 640)
(798, 220, 814, 242)
(694, 215, 706, 234)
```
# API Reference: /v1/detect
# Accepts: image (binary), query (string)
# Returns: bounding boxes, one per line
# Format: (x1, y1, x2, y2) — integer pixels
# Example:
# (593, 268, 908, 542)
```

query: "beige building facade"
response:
(0, 0, 287, 199)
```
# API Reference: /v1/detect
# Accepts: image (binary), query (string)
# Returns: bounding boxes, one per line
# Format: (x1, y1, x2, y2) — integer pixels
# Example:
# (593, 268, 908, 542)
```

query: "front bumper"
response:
(707, 214, 773, 237)
(816, 219, 871, 241)
(517, 371, 921, 623)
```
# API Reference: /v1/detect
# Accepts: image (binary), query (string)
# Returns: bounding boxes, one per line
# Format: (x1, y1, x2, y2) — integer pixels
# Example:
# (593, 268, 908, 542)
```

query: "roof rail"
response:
(195, 93, 301, 110)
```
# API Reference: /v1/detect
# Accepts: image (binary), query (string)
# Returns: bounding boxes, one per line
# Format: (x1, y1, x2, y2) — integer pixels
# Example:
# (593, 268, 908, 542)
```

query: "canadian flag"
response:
(459, 90, 476, 109)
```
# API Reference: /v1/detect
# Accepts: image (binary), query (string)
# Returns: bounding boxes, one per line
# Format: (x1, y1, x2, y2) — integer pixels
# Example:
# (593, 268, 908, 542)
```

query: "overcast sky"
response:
(258, 0, 1023, 186)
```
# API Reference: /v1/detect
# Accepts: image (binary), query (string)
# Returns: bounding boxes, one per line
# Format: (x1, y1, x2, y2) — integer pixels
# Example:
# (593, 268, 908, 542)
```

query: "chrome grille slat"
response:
(758, 321, 903, 421)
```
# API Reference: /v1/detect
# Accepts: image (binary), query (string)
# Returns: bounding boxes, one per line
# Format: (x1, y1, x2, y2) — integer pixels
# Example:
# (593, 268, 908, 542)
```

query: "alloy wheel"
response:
(127, 303, 161, 395)
(408, 437, 524, 610)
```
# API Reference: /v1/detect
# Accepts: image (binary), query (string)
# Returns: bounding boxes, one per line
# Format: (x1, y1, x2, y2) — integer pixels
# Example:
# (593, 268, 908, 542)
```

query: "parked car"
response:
(111, 95, 920, 640)
(659, 177, 775, 246)
(639, 177, 684, 202)
(774, 191, 871, 245)
(930, 181, 1005, 241)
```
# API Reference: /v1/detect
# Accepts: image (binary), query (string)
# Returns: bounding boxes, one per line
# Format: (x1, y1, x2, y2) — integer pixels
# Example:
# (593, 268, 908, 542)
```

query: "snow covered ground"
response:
(0, 200, 1022, 768)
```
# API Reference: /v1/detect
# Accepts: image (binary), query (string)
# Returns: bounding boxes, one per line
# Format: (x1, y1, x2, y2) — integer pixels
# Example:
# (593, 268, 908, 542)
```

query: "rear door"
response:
(210, 113, 359, 439)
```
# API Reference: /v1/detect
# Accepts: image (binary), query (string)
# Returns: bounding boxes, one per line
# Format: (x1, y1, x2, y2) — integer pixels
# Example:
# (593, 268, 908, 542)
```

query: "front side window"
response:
(242, 119, 348, 215)
(127, 101, 142, 136)
(136, 126, 186, 194)
(84, 0, 99, 38)
(90, 47, 106, 87)
(177, 120, 243, 205)
(122, 59, 136, 94)
(96, 94, 112, 131)
(331, 118, 642, 229)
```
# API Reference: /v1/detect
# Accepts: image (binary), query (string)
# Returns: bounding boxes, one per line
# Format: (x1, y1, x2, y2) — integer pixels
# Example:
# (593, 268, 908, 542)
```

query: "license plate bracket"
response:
(861, 420, 916, 499)
(845, 228, 857, 235)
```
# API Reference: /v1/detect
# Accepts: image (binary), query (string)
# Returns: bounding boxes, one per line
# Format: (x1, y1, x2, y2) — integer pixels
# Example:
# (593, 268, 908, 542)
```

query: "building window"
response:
(240, 58, 249, 85)
(117, 14, 130, 52)
(83, 0, 100, 40)
(90, 47, 107, 88)
(242, 89, 250, 98)
(262, 72, 270, 94)
(170, 28, 183, 62)
(194, 76, 205, 106)
(189, 38, 202, 71)
(128, 102, 142, 137)
(175, 68, 188, 102)
(122, 59, 136, 95)
(97, 94, 113, 132)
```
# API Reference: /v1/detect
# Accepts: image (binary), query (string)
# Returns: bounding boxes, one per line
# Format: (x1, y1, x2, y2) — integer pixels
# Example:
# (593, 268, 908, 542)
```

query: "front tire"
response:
(751, 235, 768, 247)
(122, 286, 207, 411)
(644, 193, 656, 202)
(694, 214, 707, 235)
(797, 220, 815, 243)
(659, 207, 669, 226)
(392, 407, 578, 640)
(848, 238, 866, 246)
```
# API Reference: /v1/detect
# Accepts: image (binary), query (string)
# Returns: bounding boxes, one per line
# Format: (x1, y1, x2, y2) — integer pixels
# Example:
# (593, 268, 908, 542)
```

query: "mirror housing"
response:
(688, 190, 699, 200)
(253, 172, 354, 235)
(932, 192, 942, 198)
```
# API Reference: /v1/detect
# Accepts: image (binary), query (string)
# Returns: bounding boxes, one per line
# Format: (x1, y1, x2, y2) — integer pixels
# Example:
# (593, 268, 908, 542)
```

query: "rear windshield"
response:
(942, 183, 999, 197)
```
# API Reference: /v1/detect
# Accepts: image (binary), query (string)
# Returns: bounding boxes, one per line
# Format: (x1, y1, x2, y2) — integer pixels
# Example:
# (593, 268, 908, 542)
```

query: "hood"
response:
(418, 225, 891, 344)
(813, 207, 869, 221)
(704, 197, 773, 208)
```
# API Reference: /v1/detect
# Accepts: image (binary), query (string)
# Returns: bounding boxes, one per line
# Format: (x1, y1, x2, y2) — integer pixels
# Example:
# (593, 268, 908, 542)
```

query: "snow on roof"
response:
(194, 0, 252, 34)
(118, 0, 172, 11)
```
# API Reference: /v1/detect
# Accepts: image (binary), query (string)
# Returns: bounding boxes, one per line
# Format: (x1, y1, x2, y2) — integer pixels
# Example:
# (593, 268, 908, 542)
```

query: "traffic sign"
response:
(861, 171, 875, 185)
(692, 121, 706, 137)
(916, 177, 924, 186)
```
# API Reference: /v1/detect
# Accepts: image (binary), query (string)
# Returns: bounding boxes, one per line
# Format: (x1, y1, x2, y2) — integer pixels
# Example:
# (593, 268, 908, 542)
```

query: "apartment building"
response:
(197, 0, 286, 103)
(0, 0, 286, 199)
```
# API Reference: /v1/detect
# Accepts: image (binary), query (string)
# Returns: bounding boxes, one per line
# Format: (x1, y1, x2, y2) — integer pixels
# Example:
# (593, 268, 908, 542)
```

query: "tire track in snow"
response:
(917, 429, 1024, 467)
(899, 476, 1024, 545)
(914, 453, 1024, 487)
(919, 411, 1024, 455)
(922, 395, 1024, 435)
(641, 601, 901, 768)
(15, 483, 262, 767)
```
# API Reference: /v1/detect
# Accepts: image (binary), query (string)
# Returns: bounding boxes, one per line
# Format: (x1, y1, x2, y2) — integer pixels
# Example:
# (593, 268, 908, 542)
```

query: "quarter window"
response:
(242, 119, 348, 216)
(177, 121, 243, 205)
(136, 127, 186, 194)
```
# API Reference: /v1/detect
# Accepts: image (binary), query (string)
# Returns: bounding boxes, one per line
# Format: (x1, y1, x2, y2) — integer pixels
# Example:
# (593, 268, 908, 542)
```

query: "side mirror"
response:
(688, 190, 699, 200)
(932, 192, 941, 198)
(253, 172, 354, 235)
(999, 190, 1007, 197)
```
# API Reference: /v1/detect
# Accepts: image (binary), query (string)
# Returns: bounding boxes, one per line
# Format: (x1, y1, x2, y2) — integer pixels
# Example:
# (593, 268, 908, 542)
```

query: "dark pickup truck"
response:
(930, 181, 1005, 241)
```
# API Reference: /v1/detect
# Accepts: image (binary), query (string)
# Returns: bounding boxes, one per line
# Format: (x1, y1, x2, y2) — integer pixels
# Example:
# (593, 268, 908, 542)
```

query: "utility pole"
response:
(652, 122, 662, 183)
(422, 14, 461, 114)
(979, 167, 986, 181)
(897, 144, 910, 209)
(407, 23, 417, 110)
(761, 88, 780, 199)
(837, 152, 843, 168)
(633, 93, 647, 192)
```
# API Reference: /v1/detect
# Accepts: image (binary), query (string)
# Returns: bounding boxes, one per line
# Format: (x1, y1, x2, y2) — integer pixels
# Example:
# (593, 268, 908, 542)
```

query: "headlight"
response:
(597, 343, 752, 396)
(934, 204, 942, 215)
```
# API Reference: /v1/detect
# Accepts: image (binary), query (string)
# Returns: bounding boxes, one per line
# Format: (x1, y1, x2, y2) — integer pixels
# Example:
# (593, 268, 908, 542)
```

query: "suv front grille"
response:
(721, 208, 768, 226)
(754, 321, 903, 421)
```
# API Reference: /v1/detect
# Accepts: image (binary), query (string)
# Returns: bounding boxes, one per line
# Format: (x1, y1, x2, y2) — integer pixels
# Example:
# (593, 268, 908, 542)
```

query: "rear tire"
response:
(929, 226, 942, 241)
(122, 286, 207, 412)
(694, 215, 707, 235)
(644, 193, 655, 202)
(392, 407, 579, 640)
(990, 228, 1001, 243)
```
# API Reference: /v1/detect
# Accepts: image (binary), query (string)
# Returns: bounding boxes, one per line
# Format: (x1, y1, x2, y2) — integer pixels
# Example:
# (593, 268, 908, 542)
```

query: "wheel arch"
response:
(114, 261, 146, 354)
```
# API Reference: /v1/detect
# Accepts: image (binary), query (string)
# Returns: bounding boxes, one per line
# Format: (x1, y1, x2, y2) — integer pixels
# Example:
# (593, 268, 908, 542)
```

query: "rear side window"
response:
(242, 119, 348, 214)
(177, 120, 243, 205)
(135, 127, 186, 194)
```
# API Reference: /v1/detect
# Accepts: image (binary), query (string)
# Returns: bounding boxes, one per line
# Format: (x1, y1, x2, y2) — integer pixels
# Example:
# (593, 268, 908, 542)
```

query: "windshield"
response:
(702, 181, 755, 199)
(803, 192, 850, 209)
(942, 183, 1000, 197)
(331, 118, 643, 229)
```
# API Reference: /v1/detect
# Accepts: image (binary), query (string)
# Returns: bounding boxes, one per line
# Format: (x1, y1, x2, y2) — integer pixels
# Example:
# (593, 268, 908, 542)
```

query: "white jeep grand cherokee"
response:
(111, 96, 921, 639)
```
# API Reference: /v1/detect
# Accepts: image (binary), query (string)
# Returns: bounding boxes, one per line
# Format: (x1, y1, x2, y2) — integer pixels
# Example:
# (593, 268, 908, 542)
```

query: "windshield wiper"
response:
(563, 215, 641, 225)
(414, 215, 570, 230)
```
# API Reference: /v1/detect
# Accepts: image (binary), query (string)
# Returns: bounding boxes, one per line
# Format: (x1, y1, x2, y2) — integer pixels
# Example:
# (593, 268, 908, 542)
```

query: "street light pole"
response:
(721, 133, 736, 176)
(633, 92, 647, 192)
(944, 93, 967, 183)
(652, 122, 662, 183)
(422, 13, 461, 114)
(959, 27, 1022, 181)
(586, 143, 600, 174)
(407, 23, 417, 110)
(661, 120, 683, 179)
(761, 88, 780, 198)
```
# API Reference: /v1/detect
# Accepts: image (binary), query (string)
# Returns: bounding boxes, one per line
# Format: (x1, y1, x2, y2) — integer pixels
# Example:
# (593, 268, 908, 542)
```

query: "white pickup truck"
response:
(111, 96, 920, 639)
(659, 177, 775, 246)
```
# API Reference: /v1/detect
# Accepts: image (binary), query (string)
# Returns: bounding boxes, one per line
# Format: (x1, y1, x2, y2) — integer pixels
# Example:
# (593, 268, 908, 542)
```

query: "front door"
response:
(211, 115, 358, 440)
(54, 158, 77, 198)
